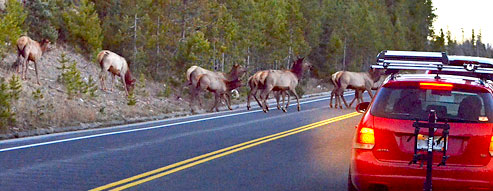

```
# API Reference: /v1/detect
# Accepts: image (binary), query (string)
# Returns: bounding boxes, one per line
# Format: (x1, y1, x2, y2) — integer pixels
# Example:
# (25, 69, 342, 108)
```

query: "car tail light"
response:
(419, 82, 453, 91)
(489, 136, 493, 156)
(354, 127, 375, 150)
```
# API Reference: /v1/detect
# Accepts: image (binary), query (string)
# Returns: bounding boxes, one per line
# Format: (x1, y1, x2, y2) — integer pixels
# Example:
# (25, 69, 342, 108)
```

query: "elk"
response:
(258, 58, 312, 113)
(15, 36, 50, 85)
(97, 50, 136, 96)
(196, 74, 243, 112)
(187, 64, 246, 111)
(246, 70, 284, 111)
(332, 69, 382, 109)
(329, 71, 364, 108)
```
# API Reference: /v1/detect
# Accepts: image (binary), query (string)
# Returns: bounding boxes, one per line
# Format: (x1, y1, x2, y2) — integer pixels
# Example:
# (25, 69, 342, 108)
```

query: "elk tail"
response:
(99, 51, 110, 68)
(196, 74, 204, 89)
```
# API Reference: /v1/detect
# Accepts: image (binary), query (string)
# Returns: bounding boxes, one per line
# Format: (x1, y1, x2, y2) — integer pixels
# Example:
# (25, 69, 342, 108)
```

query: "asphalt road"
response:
(0, 92, 367, 191)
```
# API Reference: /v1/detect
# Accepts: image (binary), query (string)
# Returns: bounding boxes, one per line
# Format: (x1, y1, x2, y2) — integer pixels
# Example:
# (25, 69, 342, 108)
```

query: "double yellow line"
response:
(90, 112, 361, 191)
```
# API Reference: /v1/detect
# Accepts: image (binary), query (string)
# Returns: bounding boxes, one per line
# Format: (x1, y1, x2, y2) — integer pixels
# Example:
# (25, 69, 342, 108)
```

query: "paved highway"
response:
(0, 92, 367, 191)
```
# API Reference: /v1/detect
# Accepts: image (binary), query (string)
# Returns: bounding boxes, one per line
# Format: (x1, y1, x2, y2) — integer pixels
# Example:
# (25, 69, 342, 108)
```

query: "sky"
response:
(432, 0, 493, 45)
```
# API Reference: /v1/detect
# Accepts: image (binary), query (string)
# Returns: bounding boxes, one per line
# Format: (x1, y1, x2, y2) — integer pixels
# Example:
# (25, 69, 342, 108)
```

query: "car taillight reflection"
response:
(354, 127, 375, 150)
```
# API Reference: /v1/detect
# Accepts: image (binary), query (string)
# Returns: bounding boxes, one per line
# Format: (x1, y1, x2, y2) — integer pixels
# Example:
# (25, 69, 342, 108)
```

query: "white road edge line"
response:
(0, 92, 356, 153)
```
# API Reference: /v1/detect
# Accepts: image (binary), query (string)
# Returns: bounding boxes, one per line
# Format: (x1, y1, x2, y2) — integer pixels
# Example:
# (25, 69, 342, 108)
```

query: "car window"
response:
(371, 87, 493, 123)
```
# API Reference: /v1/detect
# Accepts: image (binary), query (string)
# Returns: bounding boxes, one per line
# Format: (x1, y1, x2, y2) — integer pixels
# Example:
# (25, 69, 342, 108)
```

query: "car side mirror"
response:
(356, 102, 370, 113)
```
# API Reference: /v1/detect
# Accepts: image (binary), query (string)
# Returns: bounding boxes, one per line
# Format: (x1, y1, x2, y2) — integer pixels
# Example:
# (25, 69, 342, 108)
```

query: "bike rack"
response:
(408, 110, 450, 191)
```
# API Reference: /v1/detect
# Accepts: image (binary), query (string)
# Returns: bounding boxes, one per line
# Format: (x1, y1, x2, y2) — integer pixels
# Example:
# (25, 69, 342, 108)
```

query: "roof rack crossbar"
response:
(371, 63, 493, 74)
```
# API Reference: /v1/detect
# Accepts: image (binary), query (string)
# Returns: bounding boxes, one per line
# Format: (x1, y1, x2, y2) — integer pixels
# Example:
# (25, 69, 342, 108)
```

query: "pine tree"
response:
(8, 74, 21, 101)
(62, 0, 103, 58)
(0, 0, 27, 58)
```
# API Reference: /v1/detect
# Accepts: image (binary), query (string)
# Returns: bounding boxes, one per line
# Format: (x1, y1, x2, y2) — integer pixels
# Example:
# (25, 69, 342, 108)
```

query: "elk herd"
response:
(12, 35, 382, 113)
(186, 57, 383, 113)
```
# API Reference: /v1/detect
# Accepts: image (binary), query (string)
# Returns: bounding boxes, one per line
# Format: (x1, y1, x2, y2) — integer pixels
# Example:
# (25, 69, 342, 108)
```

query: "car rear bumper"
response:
(350, 149, 493, 191)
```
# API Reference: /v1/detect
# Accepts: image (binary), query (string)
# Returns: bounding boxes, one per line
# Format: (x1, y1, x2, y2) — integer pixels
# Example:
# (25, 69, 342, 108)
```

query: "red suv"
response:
(349, 51, 493, 191)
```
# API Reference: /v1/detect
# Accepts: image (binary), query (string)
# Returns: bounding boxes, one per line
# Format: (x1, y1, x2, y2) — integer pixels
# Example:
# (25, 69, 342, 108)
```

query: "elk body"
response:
(196, 74, 242, 112)
(247, 70, 284, 111)
(97, 50, 136, 96)
(187, 64, 246, 112)
(258, 58, 312, 113)
(331, 69, 381, 109)
(15, 36, 50, 85)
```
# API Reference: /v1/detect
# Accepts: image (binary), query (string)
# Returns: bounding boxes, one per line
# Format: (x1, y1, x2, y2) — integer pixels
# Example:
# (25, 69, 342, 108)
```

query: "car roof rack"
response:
(372, 50, 493, 82)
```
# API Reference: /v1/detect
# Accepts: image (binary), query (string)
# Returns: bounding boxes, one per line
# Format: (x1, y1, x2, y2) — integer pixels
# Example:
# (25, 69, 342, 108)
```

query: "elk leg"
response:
(338, 88, 349, 108)
(285, 91, 291, 109)
(359, 90, 364, 104)
(225, 93, 232, 110)
(215, 94, 221, 112)
(281, 91, 287, 112)
(34, 61, 40, 85)
(357, 90, 364, 105)
(348, 91, 358, 108)
(247, 87, 258, 110)
(253, 93, 262, 109)
(367, 88, 374, 99)
(259, 89, 271, 113)
(23, 58, 29, 80)
(330, 91, 335, 108)
(341, 95, 349, 108)
(121, 75, 128, 96)
(247, 89, 252, 110)
(265, 93, 270, 111)
(275, 91, 281, 110)
(209, 93, 219, 112)
(110, 75, 115, 92)
(291, 89, 301, 111)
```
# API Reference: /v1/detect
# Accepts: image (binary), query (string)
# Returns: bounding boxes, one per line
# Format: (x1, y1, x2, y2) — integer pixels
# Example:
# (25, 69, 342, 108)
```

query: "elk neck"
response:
(290, 61, 304, 80)
(125, 69, 133, 84)
(225, 79, 241, 91)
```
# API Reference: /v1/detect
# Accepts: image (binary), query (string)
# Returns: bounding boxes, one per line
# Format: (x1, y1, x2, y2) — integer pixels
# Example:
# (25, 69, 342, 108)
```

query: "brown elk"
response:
(246, 70, 284, 111)
(332, 69, 382, 109)
(329, 71, 365, 108)
(15, 36, 50, 85)
(97, 50, 136, 96)
(258, 58, 312, 113)
(187, 64, 246, 111)
(196, 74, 243, 112)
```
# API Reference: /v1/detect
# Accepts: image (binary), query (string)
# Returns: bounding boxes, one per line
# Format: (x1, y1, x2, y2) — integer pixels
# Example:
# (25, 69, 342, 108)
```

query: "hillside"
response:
(0, 45, 193, 137)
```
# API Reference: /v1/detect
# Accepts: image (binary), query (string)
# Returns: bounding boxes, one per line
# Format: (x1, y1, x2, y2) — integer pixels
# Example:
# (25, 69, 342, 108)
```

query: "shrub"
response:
(0, 78, 15, 131)
(24, 0, 59, 41)
(127, 91, 136, 106)
(57, 53, 97, 98)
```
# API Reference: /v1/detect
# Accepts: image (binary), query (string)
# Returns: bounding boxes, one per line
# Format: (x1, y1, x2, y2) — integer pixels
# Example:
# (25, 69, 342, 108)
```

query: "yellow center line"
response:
(90, 112, 361, 191)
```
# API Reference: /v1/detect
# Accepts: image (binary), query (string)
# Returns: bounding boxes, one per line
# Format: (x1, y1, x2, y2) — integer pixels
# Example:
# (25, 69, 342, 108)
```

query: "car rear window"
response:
(370, 87, 493, 123)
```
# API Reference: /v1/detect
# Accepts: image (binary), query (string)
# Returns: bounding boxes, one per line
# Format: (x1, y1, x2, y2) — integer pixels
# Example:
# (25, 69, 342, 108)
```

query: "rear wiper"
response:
(391, 113, 411, 116)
